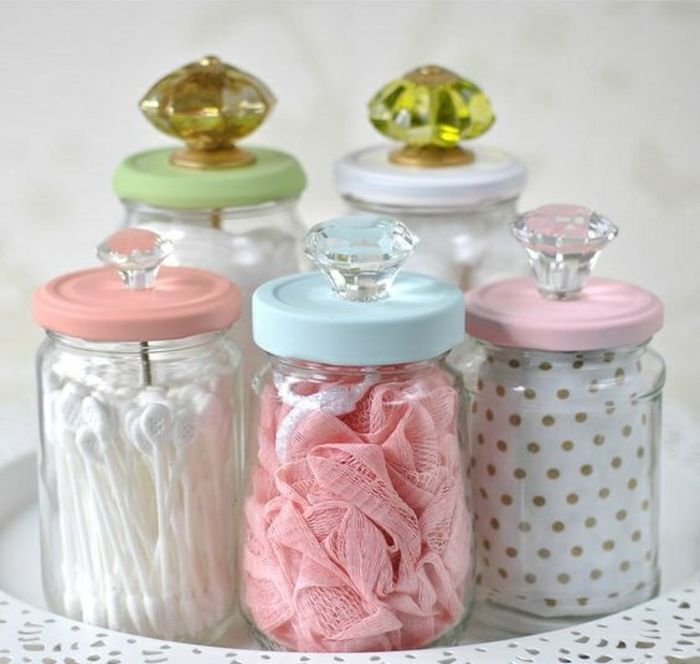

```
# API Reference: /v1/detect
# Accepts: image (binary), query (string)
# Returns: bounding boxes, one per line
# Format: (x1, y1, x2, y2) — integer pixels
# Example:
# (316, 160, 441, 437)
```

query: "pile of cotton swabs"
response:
(43, 372, 236, 641)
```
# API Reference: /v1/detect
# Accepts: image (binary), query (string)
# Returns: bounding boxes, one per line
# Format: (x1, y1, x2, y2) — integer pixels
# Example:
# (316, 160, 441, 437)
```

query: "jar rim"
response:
(46, 329, 228, 355)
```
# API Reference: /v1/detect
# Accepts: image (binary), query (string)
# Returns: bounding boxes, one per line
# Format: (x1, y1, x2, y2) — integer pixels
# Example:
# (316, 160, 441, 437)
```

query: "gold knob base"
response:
(170, 145, 256, 169)
(389, 145, 475, 168)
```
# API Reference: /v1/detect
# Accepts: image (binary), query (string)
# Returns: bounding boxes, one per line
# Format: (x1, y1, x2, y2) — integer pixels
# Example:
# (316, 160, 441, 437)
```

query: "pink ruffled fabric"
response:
(243, 368, 472, 652)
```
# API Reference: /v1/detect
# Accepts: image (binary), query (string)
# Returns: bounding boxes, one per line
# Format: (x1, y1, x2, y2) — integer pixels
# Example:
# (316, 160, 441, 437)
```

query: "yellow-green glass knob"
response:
(368, 64, 495, 167)
(140, 55, 276, 169)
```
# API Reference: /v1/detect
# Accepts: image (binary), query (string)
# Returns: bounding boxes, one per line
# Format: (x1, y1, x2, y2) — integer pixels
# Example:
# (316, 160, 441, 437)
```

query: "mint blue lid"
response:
(252, 215, 465, 365)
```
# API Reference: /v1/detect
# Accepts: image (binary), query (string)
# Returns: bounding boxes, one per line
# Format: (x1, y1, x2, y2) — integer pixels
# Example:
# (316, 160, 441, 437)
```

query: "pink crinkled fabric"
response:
(244, 367, 472, 652)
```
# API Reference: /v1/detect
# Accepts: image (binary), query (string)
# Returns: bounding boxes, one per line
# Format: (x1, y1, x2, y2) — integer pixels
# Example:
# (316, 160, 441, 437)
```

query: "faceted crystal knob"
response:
(140, 55, 275, 169)
(511, 204, 619, 300)
(97, 229, 173, 290)
(304, 214, 419, 302)
(368, 64, 495, 167)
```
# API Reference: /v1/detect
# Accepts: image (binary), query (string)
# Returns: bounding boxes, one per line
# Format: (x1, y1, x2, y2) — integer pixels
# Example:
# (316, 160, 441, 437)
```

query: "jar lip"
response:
(466, 341, 665, 400)
(342, 193, 519, 216)
(47, 329, 227, 354)
(121, 196, 300, 217)
(269, 351, 451, 374)
(474, 339, 653, 356)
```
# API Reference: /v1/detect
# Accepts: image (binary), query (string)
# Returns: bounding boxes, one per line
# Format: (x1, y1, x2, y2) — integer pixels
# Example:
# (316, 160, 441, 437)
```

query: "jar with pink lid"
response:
(33, 229, 243, 643)
(240, 214, 474, 652)
(460, 205, 665, 635)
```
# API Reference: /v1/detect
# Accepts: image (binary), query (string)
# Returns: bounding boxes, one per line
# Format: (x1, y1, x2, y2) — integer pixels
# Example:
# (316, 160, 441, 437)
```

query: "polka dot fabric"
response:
(466, 345, 663, 619)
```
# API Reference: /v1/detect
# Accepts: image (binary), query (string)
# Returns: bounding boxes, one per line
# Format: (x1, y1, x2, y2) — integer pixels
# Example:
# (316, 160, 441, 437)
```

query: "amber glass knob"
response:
(140, 55, 275, 169)
(368, 64, 495, 167)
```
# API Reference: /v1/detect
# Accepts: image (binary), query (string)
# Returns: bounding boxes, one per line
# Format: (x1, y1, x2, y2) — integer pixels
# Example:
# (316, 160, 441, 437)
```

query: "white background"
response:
(1, 0, 699, 452)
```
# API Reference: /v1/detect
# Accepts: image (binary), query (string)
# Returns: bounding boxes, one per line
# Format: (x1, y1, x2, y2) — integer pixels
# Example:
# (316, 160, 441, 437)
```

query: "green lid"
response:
(113, 146, 306, 209)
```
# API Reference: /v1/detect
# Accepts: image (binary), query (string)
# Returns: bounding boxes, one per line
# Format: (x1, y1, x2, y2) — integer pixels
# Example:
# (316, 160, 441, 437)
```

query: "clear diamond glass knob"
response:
(304, 214, 419, 302)
(97, 229, 173, 290)
(511, 204, 619, 300)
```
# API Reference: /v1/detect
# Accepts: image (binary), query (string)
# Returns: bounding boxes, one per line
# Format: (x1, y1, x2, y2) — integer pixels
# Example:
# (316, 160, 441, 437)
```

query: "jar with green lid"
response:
(113, 56, 307, 382)
(334, 65, 527, 291)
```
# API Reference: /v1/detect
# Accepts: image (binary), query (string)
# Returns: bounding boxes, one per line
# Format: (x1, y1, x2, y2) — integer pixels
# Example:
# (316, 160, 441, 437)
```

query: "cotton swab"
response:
(189, 389, 236, 629)
(77, 403, 155, 633)
(163, 402, 205, 633)
(71, 427, 111, 628)
(53, 385, 105, 624)
(75, 425, 147, 630)
(127, 400, 184, 637)
(44, 388, 79, 618)
(51, 423, 81, 619)
(139, 401, 181, 639)
(57, 382, 87, 432)
(81, 396, 154, 634)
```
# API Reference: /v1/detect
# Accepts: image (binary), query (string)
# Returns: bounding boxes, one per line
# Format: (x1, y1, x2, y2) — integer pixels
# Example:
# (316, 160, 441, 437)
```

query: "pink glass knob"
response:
(97, 229, 173, 290)
(511, 204, 618, 300)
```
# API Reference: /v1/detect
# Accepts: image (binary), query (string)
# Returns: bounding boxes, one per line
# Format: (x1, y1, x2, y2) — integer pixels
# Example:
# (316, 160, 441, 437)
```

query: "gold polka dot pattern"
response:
(466, 346, 661, 620)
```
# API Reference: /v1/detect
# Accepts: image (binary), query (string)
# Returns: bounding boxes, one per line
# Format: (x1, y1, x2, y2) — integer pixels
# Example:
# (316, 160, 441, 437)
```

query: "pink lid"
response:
(465, 204, 664, 351)
(34, 229, 241, 341)
(466, 277, 663, 351)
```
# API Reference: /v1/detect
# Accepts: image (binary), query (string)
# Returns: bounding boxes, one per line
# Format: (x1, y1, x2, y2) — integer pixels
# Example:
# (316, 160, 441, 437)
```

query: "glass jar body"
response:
(344, 196, 525, 290)
(240, 355, 475, 652)
(122, 198, 305, 383)
(461, 341, 664, 634)
(37, 331, 243, 643)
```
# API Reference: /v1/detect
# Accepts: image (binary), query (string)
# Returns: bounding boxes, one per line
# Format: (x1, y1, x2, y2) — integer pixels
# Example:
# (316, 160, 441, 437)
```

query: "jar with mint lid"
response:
(241, 214, 474, 651)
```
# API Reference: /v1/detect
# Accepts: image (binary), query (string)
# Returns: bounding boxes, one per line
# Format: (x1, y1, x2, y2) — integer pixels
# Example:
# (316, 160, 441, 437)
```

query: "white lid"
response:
(334, 143, 527, 209)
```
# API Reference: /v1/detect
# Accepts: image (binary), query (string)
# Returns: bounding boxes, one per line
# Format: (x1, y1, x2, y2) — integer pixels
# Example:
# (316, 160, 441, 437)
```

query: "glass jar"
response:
(121, 199, 304, 276)
(37, 332, 241, 640)
(340, 196, 522, 290)
(33, 229, 244, 643)
(334, 65, 527, 290)
(460, 205, 665, 635)
(121, 198, 304, 382)
(243, 356, 472, 651)
(239, 214, 474, 651)
(463, 342, 663, 631)
(114, 55, 307, 382)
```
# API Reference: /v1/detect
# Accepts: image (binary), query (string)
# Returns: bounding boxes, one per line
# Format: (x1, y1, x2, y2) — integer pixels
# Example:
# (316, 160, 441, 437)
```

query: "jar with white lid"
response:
(240, 215, 474, 652)
(460, 205, 665, 635)
(334, 65, 527, 290)
(113, 55, 306, 383)
(33, 229, 243, 643)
